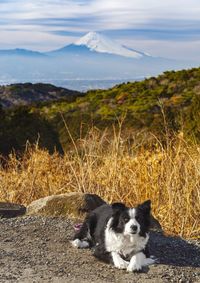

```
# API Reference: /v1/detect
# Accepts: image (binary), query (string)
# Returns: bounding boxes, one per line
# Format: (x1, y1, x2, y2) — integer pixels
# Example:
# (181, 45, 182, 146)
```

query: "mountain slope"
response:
(0, 83, 82, 108)
(38, 67, 200, 147)
(0, 48, 46, 57)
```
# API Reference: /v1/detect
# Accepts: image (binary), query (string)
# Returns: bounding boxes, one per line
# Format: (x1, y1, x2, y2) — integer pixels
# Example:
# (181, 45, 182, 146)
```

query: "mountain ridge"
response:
(0, 48, 46, 57)
(0, 83, 82, 108)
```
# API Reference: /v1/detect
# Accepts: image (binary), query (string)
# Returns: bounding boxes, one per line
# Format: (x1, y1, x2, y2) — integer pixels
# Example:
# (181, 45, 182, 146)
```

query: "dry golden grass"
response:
(0, 127, 199, 239)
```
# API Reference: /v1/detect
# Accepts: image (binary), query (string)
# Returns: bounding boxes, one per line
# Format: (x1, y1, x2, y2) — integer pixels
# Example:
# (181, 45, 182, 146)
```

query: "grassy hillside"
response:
(0, 67, 200, 153)
(37, 67, 200, 150)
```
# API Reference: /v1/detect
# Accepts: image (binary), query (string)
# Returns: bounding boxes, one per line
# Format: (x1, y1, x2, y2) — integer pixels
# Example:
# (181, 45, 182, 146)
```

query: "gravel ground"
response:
(0, 216, 199, 283)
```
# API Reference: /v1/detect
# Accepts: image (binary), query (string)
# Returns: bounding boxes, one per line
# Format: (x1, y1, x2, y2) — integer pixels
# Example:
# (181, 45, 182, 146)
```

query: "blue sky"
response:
(0, 0, 200, 60)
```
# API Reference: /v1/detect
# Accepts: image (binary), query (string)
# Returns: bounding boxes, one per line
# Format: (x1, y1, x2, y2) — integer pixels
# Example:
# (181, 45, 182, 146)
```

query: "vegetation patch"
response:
(0, 129, 199, 239)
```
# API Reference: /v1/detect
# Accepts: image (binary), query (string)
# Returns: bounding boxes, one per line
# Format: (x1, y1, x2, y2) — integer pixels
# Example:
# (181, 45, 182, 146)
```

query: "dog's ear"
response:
(112, 203, 126, 214)
(111, 203, 126, 233)
(137, 200, 151, 214)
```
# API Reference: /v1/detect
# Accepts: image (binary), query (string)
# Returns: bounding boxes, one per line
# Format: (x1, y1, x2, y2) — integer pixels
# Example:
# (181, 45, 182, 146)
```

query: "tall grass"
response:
(0, 127, 199, 239)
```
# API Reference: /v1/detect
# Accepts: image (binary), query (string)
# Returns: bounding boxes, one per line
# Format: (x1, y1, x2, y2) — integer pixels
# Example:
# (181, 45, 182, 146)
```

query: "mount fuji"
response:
(0, 32, 194, 90)
(50, 31, 149, 59)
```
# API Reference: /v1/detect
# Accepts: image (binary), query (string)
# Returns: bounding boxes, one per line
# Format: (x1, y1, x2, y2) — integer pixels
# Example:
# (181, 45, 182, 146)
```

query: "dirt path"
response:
(0, 216, 199, 283)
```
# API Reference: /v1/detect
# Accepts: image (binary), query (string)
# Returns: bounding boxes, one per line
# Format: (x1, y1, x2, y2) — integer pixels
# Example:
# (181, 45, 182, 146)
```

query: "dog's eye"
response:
(123, 217, 129, 223)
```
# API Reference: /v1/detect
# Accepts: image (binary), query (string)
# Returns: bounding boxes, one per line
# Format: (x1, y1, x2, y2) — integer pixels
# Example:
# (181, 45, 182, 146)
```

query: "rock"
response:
(27, 192, 105, 219)
(0, 202, 26, 218)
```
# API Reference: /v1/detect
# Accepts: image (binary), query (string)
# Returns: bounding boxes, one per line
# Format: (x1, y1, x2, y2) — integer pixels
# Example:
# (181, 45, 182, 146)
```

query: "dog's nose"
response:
(131, 225, 138, 233)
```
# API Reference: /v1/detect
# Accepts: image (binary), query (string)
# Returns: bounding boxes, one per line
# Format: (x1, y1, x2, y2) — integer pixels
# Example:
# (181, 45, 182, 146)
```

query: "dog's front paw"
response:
(127, 252, 145, 272)
(111, 252, 129, 269)
(115, 258, 129, 269)
(127, 261, 142, 272)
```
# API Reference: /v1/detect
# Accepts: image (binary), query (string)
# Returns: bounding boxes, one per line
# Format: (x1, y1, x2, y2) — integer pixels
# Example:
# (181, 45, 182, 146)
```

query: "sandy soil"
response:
(0, 216, 199, 283)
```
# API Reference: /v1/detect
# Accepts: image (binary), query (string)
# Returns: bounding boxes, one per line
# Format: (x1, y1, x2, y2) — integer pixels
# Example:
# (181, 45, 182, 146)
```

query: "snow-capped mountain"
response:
(74, 31, 147, 59)
(49, 32, 150, 59)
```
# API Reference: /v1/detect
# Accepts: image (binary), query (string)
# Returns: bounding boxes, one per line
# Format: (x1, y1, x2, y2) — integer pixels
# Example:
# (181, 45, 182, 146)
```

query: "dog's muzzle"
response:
(130, 224, 138, 234)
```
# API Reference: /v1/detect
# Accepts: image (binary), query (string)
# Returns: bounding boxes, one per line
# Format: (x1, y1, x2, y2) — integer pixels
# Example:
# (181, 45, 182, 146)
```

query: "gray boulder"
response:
(27, 192, 105, 219)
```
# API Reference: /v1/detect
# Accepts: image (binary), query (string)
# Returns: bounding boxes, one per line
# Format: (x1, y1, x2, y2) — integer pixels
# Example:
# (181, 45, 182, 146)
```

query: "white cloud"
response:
(0, 0, 200, 60)
(0, 29, 75, 51)
(121, 38, 200, 61)
(1, 0, 200, 23)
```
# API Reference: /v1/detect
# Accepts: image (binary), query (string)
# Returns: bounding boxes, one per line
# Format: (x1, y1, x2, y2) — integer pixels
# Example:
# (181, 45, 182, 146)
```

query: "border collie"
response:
(71, 200, 155, 272)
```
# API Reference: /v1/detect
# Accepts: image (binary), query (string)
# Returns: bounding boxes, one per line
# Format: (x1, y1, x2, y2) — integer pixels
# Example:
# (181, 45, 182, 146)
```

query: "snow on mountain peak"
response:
(75, 32, 145, 59)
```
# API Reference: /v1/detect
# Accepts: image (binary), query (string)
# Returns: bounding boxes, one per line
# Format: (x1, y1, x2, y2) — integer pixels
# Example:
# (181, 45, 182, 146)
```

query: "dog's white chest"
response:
(105, 225, 148, 257)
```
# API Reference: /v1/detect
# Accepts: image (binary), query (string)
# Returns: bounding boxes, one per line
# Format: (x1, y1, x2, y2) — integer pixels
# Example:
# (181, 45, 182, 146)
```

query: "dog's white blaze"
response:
(105, 218, 148, 257)
(124, 208, 140, 236)
(128, 208, 136, 218)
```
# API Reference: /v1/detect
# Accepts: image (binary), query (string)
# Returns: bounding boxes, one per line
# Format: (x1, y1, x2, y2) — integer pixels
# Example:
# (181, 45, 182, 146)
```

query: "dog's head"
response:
(110, 200, 151, 237)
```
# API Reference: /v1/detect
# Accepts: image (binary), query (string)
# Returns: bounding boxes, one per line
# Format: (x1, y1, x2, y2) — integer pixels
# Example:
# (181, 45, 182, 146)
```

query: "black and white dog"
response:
(71, 200, 155, 272)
